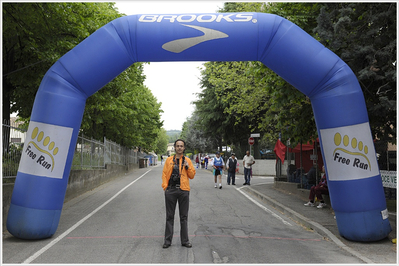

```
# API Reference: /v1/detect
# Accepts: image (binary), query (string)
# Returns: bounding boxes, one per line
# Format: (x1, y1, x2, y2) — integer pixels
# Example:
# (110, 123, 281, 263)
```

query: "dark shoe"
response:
(227, 183, 230, 185)
(247, 183, 250, 185)
(219, 186, 222, 189)
(182, 242, 192, 248)
(243, 183, 247, 185)
(163, 243, 170, 248)
(232, 183, 236, 185)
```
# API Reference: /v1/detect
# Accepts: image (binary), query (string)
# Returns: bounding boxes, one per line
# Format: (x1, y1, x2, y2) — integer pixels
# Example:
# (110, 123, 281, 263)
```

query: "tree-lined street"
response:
(4, 166, 364, 264)
(3, 3, 395, 157)
(2, 2, 396, 263)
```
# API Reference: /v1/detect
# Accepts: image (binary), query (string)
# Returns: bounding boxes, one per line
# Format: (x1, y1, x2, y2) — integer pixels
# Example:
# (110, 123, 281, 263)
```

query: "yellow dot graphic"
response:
(32, 127, 39, 139)
(334, 133, 341, 146)
(49, 142, 55, 150)
(351, 138, 357, 149)
(343, 135, 349, 146)
(358, 141, 363, 151)
(43, 136, 50, 146)
(364, 146, 368, 154)
(37, 131, 44, 142)
(53, 147, 59, 155)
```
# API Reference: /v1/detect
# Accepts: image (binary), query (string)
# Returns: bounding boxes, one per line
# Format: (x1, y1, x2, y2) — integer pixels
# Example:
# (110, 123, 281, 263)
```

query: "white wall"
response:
(237, 158, 294, 176)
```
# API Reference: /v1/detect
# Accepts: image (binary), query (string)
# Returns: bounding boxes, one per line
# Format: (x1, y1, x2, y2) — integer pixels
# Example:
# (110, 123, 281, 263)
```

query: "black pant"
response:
(227, 170, 236, 184)
(164, 187, 190, 245)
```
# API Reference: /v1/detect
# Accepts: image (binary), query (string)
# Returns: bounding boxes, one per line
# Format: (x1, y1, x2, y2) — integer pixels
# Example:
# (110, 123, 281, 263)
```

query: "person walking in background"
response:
(195, 155, 199, 169)
(226, 153, 237, 185)
(304, 165, 329, 208)
(161, 155, 163, 165)
(213, 152, 225, 189)
(161, 139, 196, 249)
(242, 150, 255, 185)
(204, 155, 209, 169)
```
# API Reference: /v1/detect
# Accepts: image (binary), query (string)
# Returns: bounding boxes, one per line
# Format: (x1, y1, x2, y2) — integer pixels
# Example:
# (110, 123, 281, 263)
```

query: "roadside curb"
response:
(243, 186, 375, 264)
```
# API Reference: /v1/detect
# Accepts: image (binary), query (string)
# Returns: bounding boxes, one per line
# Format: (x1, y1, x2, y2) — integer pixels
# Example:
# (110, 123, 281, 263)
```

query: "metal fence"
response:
(2, 119, 26, 179)
(104, 137, 143, 166)
(72, 134, 105, 170)
(3, 120, 145, 177)
(72, 136, 143, 170)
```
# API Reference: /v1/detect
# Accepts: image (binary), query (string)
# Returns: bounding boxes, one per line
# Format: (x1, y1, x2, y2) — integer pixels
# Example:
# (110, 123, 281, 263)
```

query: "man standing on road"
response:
(213, 152, 225, 189)
(161, 139, 196, 249)
(226, 153, 237, 185)
(243, 150, 255, 185)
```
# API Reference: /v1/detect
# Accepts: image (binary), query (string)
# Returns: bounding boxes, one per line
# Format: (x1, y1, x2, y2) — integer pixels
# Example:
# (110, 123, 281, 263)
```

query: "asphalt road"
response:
(3, 165, 365, 264)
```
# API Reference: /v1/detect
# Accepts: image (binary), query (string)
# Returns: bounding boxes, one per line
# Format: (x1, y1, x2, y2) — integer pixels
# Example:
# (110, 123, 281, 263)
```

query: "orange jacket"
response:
(162, 155, 196, 191)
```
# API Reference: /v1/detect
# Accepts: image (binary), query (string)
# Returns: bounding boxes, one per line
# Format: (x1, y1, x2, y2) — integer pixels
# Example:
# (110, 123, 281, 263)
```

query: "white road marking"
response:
(22, 169, 152, 264)
(236, 187, 292, 226)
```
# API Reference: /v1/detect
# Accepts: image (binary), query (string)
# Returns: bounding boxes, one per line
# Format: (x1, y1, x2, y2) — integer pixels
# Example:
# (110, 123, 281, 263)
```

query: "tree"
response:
(192, 3, 395, 159)
(180, 113, 216, 153)
(154, 128, 169, 155)
(3, 3, 122, 153)
(314, 3, 396, 145)
(80, 64, 163, 150)
(196, 61, 269, 156)
(3, 2, 121, 121)
(3, 3, 164, 152)
(195, 2, 322, 150)
(194, 61, 256, 153)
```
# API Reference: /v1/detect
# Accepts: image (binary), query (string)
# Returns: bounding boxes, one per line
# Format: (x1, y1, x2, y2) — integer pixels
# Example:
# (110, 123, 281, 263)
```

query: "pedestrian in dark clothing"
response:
(306, 164, 317, 185)
(226, 153, 237, 185)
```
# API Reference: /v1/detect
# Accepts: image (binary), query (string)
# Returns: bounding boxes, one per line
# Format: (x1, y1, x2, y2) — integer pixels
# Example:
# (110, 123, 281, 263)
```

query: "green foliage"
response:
(189, 2, 322, 152)
(249, 2, 322, 146)
(180, 113, 217, 153)
(155, 128, 169, 155)
(196, 61, 265, 145)
(194, 62, 240, 152)
(81, 63, 163, 151)
(314, 3, 396, 145)
(3, 2, 121, 119)
(191, 2, 395, 152)
(3, 3, 165, 152)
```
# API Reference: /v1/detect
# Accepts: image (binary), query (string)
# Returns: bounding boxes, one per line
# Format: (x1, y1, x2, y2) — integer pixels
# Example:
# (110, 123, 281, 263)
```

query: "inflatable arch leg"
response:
(7, 13, 391, 241)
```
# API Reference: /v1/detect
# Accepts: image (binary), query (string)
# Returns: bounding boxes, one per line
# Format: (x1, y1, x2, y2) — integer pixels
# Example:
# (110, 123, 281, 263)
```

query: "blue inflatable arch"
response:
(8, 13, 391, 241)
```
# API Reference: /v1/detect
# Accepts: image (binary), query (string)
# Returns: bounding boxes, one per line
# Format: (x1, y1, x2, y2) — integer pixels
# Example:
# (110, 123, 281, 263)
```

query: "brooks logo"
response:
(162, 24, 229, 53)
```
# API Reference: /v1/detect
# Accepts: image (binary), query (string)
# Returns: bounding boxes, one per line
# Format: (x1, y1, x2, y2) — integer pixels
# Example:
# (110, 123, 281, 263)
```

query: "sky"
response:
(114, 1, 227, 131)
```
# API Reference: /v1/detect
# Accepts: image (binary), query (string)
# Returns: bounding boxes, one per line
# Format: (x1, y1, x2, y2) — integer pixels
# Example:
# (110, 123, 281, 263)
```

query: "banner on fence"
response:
(380, 170, 397, 188)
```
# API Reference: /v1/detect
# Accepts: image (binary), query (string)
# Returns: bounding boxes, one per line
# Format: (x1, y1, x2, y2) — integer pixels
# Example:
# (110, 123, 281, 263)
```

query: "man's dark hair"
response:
(174, 139, 186, 147)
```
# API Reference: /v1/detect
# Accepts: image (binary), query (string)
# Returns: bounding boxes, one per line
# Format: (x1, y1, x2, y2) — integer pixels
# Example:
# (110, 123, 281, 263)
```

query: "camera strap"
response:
(173, 155, 185, 176)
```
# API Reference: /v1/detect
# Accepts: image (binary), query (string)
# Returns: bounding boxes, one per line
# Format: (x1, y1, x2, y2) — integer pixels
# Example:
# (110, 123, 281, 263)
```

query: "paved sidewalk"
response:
(242, 182, 397, 264)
